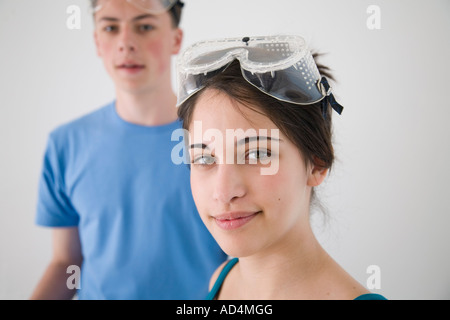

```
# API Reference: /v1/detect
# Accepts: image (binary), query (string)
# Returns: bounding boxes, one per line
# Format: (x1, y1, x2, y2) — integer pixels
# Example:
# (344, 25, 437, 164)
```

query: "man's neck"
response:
(115, 85, 178, 127)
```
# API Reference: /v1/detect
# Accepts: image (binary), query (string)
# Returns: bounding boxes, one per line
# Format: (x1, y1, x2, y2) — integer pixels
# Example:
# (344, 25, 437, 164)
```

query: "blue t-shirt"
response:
(36, 101, 227, 299)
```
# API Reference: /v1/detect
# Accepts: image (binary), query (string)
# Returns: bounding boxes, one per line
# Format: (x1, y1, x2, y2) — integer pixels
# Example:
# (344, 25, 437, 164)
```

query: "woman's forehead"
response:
(189, 89, 278, 132)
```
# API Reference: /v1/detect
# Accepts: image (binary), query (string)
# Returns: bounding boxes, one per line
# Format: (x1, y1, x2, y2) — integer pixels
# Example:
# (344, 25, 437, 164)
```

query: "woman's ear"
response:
(306, 159, 328, 187)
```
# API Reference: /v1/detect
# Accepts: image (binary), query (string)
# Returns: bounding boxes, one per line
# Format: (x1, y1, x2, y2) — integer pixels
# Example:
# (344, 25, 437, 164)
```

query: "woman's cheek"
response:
(191, 172, 210, 219)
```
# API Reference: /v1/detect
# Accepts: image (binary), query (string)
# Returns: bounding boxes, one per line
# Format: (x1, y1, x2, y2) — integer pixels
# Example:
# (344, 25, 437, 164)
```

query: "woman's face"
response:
(188, 89, 325, 258)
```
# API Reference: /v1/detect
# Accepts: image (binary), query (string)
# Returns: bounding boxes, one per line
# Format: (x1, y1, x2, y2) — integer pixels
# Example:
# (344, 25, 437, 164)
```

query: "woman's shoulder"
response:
(206, 258, 240, 300)
(209, 258, 238, 291)
(209, 260, 229, 291)
(315, 256, 374, 300)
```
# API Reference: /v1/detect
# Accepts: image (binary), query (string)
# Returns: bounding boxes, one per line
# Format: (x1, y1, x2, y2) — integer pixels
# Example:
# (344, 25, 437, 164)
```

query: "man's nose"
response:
(117, 27, 137, 53)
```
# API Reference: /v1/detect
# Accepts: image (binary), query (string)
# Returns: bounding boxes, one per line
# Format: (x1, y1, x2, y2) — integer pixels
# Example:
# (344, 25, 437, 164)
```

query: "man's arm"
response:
(30, 227, 83, 300)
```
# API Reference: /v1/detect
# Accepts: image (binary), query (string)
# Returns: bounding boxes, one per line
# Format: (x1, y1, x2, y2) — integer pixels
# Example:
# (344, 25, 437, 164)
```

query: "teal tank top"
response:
(206, 258, 387, 300)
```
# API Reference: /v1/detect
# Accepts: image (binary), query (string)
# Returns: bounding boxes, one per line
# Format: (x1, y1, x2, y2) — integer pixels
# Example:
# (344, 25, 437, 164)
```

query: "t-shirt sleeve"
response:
(35, 134, 79, 227)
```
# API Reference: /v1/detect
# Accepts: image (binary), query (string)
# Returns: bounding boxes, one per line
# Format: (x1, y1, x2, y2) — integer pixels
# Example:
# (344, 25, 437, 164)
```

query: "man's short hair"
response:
(90, 0, 184, 27)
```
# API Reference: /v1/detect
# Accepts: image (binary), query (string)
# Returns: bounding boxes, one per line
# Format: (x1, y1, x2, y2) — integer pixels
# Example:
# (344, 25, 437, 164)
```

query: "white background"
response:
(1, 0, 449, 299)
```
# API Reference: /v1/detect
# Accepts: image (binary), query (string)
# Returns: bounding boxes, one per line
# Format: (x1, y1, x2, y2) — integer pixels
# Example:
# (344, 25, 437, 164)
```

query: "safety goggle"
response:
(94, 0, 179, 15)
(176, 35, 343, 115)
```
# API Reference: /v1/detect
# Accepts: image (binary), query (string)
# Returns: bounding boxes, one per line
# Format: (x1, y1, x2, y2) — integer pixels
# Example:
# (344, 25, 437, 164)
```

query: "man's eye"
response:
(192, 155, 216, 165)
(138, 24, 154, 32)
(104, 25, 118, 32)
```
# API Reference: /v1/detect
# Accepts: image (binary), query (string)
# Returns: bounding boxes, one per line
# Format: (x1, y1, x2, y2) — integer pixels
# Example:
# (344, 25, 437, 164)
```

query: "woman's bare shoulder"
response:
(209, 259, 232, 291)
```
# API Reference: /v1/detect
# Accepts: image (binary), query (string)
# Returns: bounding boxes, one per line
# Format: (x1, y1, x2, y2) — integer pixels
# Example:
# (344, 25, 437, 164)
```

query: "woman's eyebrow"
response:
(189, 136, 282, 149)
(236, 136, 281, 146)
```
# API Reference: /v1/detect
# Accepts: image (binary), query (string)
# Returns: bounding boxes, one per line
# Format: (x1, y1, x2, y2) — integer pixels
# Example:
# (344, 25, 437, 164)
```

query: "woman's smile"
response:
(212, 211, 262, 230)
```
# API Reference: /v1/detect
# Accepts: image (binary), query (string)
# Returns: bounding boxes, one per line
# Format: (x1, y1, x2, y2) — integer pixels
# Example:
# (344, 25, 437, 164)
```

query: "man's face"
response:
(93, 0, 182, 94)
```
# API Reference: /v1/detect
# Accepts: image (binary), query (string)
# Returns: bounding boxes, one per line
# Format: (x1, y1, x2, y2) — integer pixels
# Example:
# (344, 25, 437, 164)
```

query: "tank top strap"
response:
(205, 258, 239, 300)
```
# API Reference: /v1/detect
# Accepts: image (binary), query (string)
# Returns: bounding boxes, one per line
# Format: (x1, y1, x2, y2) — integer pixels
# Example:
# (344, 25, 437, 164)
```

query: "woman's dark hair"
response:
(90, 0, 184, 27)
(178, 55, 336, 172)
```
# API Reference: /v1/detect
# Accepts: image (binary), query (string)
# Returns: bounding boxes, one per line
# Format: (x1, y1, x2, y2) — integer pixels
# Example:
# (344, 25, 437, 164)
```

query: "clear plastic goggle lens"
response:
(176, 35, 325, 107)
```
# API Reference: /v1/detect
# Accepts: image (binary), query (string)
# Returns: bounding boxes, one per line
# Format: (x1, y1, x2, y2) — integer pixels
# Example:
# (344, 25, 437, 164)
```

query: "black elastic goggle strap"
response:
(320, 77, 344, 119)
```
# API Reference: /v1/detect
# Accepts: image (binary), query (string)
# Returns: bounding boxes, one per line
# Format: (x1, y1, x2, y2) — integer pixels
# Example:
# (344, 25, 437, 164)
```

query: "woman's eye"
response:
(246, 149, 271, 162)
(192, 155, 216, 165)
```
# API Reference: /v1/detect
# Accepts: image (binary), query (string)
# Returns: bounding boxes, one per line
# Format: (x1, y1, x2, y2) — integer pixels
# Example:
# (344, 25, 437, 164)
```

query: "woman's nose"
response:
(212, 164, 247, 205)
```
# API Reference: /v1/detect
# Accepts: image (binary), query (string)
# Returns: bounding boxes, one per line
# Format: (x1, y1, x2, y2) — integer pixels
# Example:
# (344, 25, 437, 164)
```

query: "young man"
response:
(31, 0, 227, 299)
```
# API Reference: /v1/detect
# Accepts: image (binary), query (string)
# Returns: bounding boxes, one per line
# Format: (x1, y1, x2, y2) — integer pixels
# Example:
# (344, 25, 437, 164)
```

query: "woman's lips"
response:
(213, 211, 261, 230)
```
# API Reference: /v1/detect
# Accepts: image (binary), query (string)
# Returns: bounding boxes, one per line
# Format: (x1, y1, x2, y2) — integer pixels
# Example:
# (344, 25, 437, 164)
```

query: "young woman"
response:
(177, 35, 386, 300)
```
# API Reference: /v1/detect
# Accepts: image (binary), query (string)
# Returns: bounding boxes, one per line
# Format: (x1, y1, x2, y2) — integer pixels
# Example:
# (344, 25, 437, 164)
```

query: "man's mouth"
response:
(118, 64, 145, 68)
(117, 63, 145, 73)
